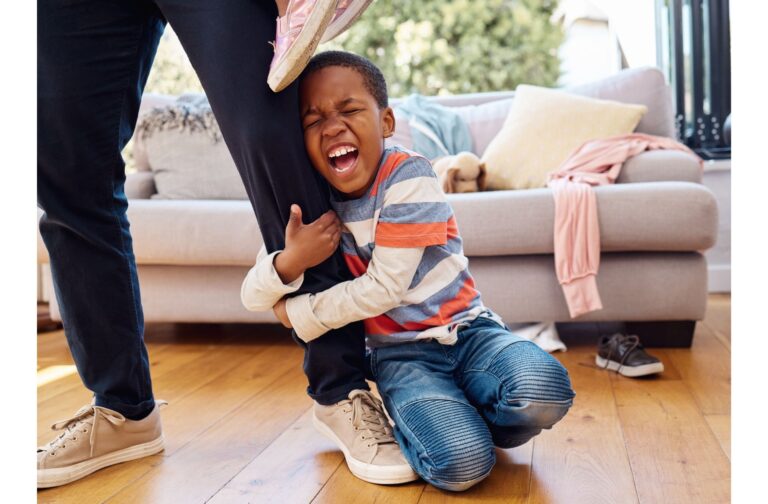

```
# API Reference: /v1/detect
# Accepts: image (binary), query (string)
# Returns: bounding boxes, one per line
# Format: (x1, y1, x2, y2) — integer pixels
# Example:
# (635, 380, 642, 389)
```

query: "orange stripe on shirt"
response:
(375, 221, 448, 247)
(446, 216, 460, 240)
(365, 314, 407, 336)
(369, 151, 411, 197)
(404, 276, 479, 328)
(343, 253, 369, 278)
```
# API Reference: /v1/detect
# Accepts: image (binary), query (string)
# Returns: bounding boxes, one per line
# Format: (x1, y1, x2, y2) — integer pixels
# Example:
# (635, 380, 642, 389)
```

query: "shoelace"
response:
(39, 404, 126, 458)
(602, 333, 641, 374)
(346, 390, 395, 447)
(38, 400, 168, 458)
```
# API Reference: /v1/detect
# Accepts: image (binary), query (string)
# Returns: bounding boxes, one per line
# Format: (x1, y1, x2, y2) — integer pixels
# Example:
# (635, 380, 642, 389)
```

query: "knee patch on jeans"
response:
(399, 399, 495, 487)
(491, 342, 575, 403)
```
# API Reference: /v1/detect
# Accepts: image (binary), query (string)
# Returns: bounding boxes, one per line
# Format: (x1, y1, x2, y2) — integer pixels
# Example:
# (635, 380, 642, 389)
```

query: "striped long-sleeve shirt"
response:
(241, 146, 499, 347)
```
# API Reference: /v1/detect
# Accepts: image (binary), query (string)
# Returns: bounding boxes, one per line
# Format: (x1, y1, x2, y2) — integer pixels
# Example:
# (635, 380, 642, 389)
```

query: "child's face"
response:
(299, 66, 395, 198)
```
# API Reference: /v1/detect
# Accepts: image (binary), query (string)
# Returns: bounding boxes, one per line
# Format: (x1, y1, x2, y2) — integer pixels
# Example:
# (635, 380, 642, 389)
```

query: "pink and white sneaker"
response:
(267, 0, 339, 93)
(320, 0, 374, 44)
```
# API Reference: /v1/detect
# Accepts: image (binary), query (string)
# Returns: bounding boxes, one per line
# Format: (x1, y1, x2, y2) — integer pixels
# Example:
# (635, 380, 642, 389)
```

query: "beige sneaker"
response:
(37, 401, 166, 488)
(313, 389, 418, 485)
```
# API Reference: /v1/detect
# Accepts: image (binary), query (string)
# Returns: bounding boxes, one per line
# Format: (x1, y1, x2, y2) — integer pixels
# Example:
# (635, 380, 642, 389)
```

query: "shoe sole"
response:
(595, 356, 664, 377)
(37, 435, 165, 489)
(312, 411, 419, 485)
(268, 0, 338, 93)
(320, 0, 374, 44)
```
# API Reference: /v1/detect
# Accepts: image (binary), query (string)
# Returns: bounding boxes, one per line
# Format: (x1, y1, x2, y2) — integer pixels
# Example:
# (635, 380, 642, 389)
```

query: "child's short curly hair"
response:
(300, 50, 389, 108)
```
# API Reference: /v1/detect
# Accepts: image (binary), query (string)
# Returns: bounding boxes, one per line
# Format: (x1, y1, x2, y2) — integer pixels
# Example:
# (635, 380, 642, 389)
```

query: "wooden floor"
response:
(37, 294, 731, 503)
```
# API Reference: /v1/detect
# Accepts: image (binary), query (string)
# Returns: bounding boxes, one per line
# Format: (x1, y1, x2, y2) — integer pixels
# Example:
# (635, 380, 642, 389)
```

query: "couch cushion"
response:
(134, 100, 249, 200)
(35, 181, 717, 266)
(452, 182, 717, 256)
(481, 85, 648, 190)
(566, 66, 676, 139)
(386, 66, 674, 159)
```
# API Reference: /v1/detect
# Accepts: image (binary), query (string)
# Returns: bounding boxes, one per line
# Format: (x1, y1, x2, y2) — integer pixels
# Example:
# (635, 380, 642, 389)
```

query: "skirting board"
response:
(708, 264, 731, 293)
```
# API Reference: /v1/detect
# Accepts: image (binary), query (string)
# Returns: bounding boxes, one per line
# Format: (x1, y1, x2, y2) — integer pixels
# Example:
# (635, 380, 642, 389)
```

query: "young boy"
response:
(242, 51, 576, 491)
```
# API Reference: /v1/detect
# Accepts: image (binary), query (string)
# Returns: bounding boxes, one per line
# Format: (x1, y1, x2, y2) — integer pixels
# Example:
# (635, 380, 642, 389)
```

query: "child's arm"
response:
(284, 245, 425, 339)
(286, 155, 452, 342)
(241, 205, 341, 312)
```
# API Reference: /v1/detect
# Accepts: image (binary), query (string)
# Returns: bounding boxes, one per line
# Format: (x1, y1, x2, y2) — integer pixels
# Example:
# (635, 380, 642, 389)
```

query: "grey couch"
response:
(37, 66, 718, 346)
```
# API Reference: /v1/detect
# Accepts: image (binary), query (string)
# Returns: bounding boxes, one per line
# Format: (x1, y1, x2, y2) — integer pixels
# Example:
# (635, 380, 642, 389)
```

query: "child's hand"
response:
(274, 204, 341, 283)
(273, 298, 292, 328)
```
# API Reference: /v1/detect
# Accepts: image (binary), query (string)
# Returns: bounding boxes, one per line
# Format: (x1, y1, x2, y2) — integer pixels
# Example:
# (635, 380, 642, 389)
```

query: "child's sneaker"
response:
(596, 333, 664, 377)
(37, 401, 166, 488)
(319, 0, 374, 44)
(313, 389, 418, 484)
(267, 0, 339, 92)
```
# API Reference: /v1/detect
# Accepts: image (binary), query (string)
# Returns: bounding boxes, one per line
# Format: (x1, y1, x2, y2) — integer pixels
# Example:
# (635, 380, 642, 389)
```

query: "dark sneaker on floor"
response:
(596, 333, 664, 377)
(37, 401, 166, 488)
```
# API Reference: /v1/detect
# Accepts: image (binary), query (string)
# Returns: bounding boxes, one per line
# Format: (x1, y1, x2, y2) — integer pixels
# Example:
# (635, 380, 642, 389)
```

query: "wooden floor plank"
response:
(104, 365, 310, 504)
(703, 294, 731, 349)
(37, 340, 251, 445)
(704, 414, 731, 461)
(208, 408, 344, 504)
(37, 344, 178, 404)
(527, 348, 638, 504)
(39, 339, 300, 504)
(612, 378, 730, 504)
(664, 322, 730, 415)
(36, 295, 731, 503)
(38, 347, 276, 503)
(417, 444, 533, 504)
(311, 465, 425, 504)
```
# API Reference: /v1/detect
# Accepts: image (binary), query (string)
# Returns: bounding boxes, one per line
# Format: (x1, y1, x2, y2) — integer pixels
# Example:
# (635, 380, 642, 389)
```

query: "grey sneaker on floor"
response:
(37, 401, 166, 488)
(313, 389, 418, 485)
(596, 333, 664, 377)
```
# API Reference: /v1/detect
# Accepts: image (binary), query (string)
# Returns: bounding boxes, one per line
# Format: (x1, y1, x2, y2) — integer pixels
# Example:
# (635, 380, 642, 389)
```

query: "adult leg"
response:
(38, 0, 166, 420)
(456, 317, 575, 448)
(153, 0, 368, 404)
(371, 341, 496, 491)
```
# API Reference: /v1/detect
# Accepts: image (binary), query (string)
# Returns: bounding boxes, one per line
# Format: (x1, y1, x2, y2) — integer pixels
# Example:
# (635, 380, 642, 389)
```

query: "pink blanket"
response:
(546, 133, 703, 318)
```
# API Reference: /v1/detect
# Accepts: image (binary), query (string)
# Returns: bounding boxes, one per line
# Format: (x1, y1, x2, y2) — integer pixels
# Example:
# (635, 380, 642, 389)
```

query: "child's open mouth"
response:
(328, 145, 359, 176)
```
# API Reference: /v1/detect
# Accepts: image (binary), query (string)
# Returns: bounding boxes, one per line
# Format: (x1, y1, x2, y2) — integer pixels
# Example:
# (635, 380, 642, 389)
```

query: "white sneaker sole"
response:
(320, 0, 374, 44)
(267, 0, 338, 92)
(312, 412, 419, 485)
(595, 355, 664, 377)
(37, 435, 165, 489)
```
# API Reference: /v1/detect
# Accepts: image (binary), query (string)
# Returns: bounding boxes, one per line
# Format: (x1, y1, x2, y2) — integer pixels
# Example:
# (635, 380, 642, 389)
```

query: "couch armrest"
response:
(616, 150, 702, 184)
(125, 171, 157, 199)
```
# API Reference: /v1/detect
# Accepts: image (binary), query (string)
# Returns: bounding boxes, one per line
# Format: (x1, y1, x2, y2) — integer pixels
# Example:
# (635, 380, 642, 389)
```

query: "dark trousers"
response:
(38, 0, 368, 419)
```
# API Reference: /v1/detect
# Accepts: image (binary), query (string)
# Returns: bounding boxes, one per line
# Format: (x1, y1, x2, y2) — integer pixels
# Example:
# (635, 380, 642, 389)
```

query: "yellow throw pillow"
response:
(480, 85, 647, 190)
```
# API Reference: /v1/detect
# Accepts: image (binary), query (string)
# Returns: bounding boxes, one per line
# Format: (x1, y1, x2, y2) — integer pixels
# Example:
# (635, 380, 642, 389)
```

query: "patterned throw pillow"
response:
(135, 96, 248, 200)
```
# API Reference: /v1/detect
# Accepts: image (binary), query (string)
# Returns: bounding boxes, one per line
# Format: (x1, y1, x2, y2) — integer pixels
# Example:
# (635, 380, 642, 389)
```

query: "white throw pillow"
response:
(481, 85, 647, 190)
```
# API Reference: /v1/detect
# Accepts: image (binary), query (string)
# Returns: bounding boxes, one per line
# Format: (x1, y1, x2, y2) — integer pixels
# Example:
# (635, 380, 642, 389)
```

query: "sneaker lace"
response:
(602, 333, 641, 374)
(38, 404, 126, 458)
(348, 390, 396, 447)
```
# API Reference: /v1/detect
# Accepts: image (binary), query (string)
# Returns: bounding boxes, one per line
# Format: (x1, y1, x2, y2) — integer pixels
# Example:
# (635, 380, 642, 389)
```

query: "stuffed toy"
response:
(432, 151, 487, 193)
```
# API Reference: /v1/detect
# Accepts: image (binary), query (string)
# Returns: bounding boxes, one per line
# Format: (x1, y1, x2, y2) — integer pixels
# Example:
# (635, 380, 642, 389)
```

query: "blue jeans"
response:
(38, 0, 368, 419)
(370, 316, 575, 491)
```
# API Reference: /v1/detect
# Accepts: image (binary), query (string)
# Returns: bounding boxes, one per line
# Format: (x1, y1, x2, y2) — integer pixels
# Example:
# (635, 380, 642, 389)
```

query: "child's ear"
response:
(381, 106, 396, 138)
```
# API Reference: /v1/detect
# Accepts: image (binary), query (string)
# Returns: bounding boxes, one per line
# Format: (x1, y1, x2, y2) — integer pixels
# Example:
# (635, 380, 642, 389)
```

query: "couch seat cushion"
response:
(37, 180, 717, 266)
(452, 181, 717, 256)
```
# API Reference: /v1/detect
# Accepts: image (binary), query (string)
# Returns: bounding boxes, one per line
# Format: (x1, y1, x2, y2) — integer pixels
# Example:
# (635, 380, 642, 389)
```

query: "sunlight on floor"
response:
(37, 365, 78, 387)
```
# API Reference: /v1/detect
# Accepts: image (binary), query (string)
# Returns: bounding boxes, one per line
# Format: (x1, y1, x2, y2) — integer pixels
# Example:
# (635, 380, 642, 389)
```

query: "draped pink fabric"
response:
(546, 133, 703, 318)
